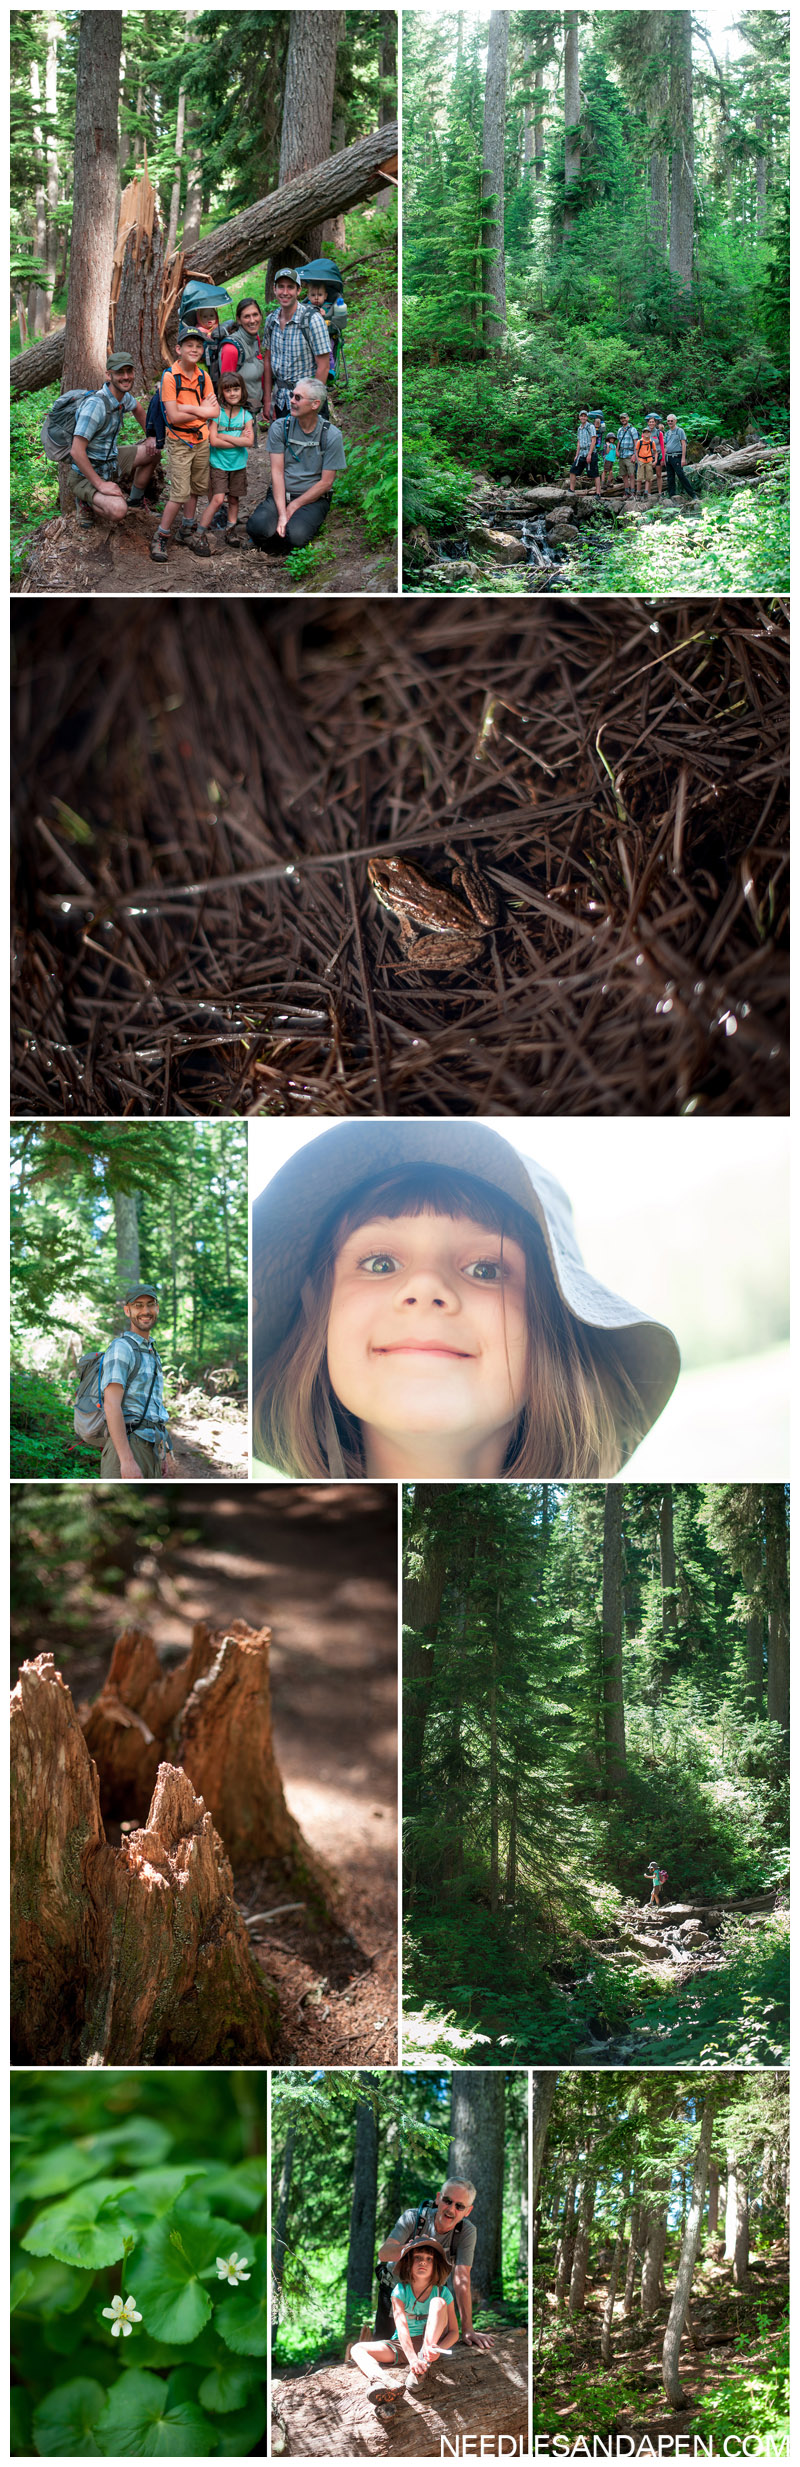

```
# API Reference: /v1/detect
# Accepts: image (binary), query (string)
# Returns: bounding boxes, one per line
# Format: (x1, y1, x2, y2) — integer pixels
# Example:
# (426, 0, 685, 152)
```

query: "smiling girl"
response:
(252, 1124, 680, 1481)
(349, 2236, 458, 2412)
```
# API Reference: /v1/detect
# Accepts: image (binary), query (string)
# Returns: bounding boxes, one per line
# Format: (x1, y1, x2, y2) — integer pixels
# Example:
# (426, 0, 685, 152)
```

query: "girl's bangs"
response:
(325, 1165, 538, 1253)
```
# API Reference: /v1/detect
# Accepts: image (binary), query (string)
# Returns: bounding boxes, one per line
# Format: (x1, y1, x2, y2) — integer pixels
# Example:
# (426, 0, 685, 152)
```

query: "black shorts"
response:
(571, 451, 598, 479)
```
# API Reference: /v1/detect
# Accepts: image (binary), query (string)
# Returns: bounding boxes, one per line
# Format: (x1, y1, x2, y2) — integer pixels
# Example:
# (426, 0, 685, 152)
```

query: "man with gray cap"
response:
(68, 354, 159, 523)
(262, 268, 331, 421)
(100, 1283, 172, 1481)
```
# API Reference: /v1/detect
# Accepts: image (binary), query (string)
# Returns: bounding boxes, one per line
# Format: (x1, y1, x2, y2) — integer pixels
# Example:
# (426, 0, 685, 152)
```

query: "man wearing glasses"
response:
(378, 2179, 493, 2351)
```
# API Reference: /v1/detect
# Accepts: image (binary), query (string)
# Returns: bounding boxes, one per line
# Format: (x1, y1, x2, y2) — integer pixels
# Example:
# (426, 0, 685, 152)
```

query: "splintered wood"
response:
(11, 597, 789, 1116)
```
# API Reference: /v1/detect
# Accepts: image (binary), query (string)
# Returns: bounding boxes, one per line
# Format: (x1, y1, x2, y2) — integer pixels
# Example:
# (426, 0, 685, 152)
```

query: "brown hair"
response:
(253, 1166, 647, 1479)
(396, 2238, 451, 2291)
(220, 371, 248, 409)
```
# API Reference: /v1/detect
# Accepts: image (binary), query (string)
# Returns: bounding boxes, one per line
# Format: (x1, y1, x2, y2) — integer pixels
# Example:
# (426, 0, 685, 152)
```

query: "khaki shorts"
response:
(99, 1431, 165, 1480)
(618, 454, 637, 480)
(209, 461, 247, 499)
(69, 440, 140, 505)
(166, 432, 210, 503)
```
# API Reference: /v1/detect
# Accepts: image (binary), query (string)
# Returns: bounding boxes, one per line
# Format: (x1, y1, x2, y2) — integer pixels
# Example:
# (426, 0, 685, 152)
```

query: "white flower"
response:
(102, 2292, 143, 2339)
(216, 2252, 252, 2285)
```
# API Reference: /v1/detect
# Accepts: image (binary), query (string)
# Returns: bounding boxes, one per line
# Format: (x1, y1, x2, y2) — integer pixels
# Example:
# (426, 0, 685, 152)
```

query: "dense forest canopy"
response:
(403, 8, 789, 592)
(403, 1481, 789, 2068)
(534, 2069, 789, 2451)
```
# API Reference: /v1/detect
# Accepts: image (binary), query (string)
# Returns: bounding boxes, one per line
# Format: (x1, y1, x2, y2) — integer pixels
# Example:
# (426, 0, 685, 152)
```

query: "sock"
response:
(127, 485, 145, 505)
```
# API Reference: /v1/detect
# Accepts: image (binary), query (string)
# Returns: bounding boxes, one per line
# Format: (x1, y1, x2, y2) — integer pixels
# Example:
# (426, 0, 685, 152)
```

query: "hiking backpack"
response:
(41, 390, 96, 462)
(281, 416, 331, 458)
(202, 324, 248, 393)
(73, 1335, 161, 1450)
(145, 364, 209, 450)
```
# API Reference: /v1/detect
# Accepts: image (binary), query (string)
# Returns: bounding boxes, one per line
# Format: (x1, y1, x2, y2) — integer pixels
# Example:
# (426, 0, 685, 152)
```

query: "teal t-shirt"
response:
(392, 2277, 453, 2338)
(211, 407, 249, 470)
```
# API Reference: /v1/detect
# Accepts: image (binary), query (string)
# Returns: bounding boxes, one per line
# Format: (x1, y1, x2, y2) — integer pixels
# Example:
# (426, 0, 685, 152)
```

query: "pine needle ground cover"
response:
(11, 2070, 266, 2459)
(11, 595, 788, 1118)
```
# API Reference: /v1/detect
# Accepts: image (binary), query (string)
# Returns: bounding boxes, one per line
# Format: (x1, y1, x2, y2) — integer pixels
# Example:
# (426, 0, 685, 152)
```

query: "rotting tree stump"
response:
(273, 2332, 528, 2458)
(11, 1652, 277, 2065)
(81, 1616, 331, 1898)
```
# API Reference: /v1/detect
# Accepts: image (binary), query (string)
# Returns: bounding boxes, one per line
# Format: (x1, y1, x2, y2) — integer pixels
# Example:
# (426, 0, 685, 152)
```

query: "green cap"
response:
(124, 1282, 159, 1303)
(274, 266, 300, 286)
(107, 352, 136, 373)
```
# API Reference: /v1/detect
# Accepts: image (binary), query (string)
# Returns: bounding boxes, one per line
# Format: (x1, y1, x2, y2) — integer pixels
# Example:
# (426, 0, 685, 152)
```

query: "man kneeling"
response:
(68, 353, 159, 524)
(247, 377, 346, 554)
(349, 2238, 458, 2416)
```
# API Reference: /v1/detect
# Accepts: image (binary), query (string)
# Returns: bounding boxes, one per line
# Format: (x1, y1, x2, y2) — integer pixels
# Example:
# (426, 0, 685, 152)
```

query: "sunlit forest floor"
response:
(534, 2243, 789, 2455)
(11, 1359, 248, 1479)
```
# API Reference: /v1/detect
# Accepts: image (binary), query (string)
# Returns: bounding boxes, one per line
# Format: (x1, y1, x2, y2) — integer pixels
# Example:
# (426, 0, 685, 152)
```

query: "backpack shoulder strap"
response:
(320, 420, 330, 455)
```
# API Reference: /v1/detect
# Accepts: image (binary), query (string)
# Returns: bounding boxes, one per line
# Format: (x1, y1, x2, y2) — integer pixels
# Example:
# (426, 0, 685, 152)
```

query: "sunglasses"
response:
(438, 2197, 467, 2213)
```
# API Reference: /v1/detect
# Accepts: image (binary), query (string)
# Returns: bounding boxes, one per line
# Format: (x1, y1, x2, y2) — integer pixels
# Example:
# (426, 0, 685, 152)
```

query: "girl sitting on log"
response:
(349, 2237, 458, 2412)
(252, 1121, 680, 1481)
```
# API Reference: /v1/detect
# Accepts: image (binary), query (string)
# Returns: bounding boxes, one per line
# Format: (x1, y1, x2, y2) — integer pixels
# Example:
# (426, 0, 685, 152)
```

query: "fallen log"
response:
(694, 444, 785, 477)
(274, 2331, 528, 2458)
(11, 1652, 277, 2063)
(11, 123, 398, 398)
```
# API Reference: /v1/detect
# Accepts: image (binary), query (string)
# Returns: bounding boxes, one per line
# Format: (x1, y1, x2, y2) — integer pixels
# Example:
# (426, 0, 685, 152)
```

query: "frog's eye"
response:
(463, 1256, 505, 1283)
(357, 1251, 400, 1275)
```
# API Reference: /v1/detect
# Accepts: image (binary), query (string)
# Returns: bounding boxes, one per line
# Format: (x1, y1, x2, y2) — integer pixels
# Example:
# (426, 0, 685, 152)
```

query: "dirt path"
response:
(19, 389, 396, 595)
(169, 1400, 248, 1479)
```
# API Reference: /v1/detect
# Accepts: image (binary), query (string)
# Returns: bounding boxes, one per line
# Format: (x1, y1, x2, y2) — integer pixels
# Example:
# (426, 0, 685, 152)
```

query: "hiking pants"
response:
(247, 489, 330, 553)
(99, 1432, 165, 1480)
(666, 459, 694, 498)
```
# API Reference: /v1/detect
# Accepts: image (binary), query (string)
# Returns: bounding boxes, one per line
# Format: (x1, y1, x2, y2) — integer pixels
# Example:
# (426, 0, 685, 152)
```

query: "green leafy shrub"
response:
(12, 2074, 266, 2459)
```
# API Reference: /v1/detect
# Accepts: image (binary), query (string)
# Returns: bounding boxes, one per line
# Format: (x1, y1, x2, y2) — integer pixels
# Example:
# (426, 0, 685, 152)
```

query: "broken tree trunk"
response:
(273, 2331, 528, 2457)
(11, 122, 399, 396)
(111, 208, 165, 391)
(694, 445, 786, 477)
(81, 1616, 330, 1897)
(11, 1652, 277, 2064)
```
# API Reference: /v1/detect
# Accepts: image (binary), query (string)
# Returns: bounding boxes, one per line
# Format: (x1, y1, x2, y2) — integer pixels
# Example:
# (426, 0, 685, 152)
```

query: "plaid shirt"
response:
(71, 383, 138, 478)
(101, 1335, 168, 1440)
(576, 420, 596, 455)
(616, 424, 639, 456)
(265, 305, 330, 402)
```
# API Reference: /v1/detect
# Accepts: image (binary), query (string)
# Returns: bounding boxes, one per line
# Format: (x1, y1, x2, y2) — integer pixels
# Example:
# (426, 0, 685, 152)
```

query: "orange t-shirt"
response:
(161, 360, 209, 444)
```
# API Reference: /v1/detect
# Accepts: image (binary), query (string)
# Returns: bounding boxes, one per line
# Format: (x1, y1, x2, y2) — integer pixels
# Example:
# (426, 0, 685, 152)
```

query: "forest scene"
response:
(11, 1482, 398, 2069)
(11, 2067, 267, 2460)
(11, 9, 397, 593)
(271, 2067, 528, 2456)
(11, 1122, 248, 1478)
(403, 8, 789, 594)
(533, 2070, 789, 2456)
(403, 1482, 789, 2068)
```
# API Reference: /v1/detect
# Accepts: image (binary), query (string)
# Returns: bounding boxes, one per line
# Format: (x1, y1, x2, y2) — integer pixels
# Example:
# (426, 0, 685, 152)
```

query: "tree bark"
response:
(29, 52, 50, 335)
(601, 1485, 627, 1790)
(568, 2162, 597, 2314)
(181, 13, 202, 253)
(707, 2160, 720, 2237)
(113, 213, 166, 393)
(402, 1485, 449, 1812)
(11, 1652, 276, 2063)
(278, 10, 340, 264)
(274, 2332, 528, 2456)
(668, 10, 694, 294)
(166, 83, 187, 259)
(481, 12, 509, 346)
(563, 12, 581, 221)
(601, 2192, 629, 2364)
(113, 1187, 140, 1288)
(643, 10, 669, 252)
(659, 1486, 678, 1649)
(44, 14, 61, 315)
(532, 2072, 557, 2212)
(623, 2201, 644, 2313)
(59, 12, 122, 509)
(12, 123, 398, 396)
(272, 2126, 296, 2325)
(641, 2199, 668, 2314)
(662, 2096, 715, 2408)
(345, 2074, 380, 2337)
(555, 2175, 577, 2303)
(764, 1485, 789, 1731)
(449, 2072, 505, 2306)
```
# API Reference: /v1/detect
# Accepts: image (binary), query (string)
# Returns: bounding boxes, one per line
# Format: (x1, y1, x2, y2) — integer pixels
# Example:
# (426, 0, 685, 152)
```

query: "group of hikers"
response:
(59, 260, 348, 564)
(569, 406, 696, 501)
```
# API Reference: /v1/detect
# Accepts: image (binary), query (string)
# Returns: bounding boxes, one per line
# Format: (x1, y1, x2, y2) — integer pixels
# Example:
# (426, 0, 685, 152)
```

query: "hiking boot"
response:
(211, 505, 228, 531)
(75, 502, 94, 530)
(150, 532, 169, 563)
(174, 515, 197, 543)
(223, 525, 252, 550)
(188, 531, 212, 557)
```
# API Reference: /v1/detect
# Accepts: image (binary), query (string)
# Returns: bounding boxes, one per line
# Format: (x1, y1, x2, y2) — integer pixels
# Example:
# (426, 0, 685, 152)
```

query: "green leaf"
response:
(10, 2390, 32, 2458)
(214, 2237, 267, 2357)
(209, 2389, 267, 2453)
(98, 2368, 214, 2457)
(115, 2166, 208, 2226)
(14, 2253, 91, 2313)
(22, 2178, 133, 2269)
(33, 2377, 107, 2456)
(190, 2158, 266, 2219)
(126, 2213, 239, 2344)
(198, 2357, 260, 2415)
(24, 2120, 173, 2200)
(10, 2268, 33, 2312)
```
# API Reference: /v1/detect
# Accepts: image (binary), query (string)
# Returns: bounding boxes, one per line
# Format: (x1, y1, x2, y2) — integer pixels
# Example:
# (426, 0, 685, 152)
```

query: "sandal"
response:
(188, 531, 212, 557)
(149, 533, 169, 562)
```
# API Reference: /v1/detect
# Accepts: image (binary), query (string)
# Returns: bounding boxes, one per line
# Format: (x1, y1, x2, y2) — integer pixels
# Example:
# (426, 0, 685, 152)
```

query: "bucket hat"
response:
(396, 2235, 452, 2283)
(252, 1122, 680, 1449)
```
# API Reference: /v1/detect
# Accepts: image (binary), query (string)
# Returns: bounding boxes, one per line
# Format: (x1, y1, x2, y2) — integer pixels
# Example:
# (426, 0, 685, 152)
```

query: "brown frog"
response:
(367, 847, 497, 973)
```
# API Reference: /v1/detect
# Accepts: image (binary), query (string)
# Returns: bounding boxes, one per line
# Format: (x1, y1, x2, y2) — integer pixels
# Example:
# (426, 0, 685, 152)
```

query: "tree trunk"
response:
(668, 10, 694, 294)
(641, 2202, 668, 2315)
(601, 2194, 629, 2365)
(707, 2161, 720, 2236)
(113, 213, 166, 392)
(489, 1626, 499, 1914)
(345, 2074, 380, 2337)
(181, 13, 202, 253)
(11, 1652, 276, 2063)
(59, 12, 122, 509)
(568, 2163, 596, 2314)
(113, 1187, 140, 1289)
(534, 65, 546, 176)
(369, 11, 398, 212)
(15, 292, 29, 349)
(659, 1486, 678, 1649)
(532, 2073, 557, 2212)
(44, 14, 61, 316)
(449, 2072, 505, 2306)
(274, 2330, 528, 2456)
(601, 1485, 627, 1789)
(643, 10, 669, 252)
(272, 2126, 296, 2330)
(166, 84, 187, 259)
(764, 1485, 789, 1731)
(481, 11, 509, 346)
(321, 116, 347, 251)
(277, 9, 340, 265)
(725, 2154, 739, 2259)
(555, 2176, 577, 2303)
(82, 1617, 329, 1890)
(662, 2097, 715, 2407)
(402, 1485, 449, 1812)
(746, 1600, 765, 1716)
(563, 12, 581, 221)
(733, 2173, 749, 2286)
(623, 2202, 644, 2313)
(504, 1748, 518, 1906)
(29, 54, 50, 336)
(12, 123, 398, 396)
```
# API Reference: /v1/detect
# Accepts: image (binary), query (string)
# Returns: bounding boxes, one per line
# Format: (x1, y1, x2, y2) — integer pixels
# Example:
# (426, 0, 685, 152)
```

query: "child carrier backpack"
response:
(202, 324, 248, 392)
(178, 278, 233, 323)
(73, 1335, 161, 1450)
(41, 390, 96, 462)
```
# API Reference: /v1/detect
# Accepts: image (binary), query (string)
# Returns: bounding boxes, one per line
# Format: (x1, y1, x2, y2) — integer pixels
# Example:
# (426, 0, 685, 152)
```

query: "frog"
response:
(367, 845, 498, 973)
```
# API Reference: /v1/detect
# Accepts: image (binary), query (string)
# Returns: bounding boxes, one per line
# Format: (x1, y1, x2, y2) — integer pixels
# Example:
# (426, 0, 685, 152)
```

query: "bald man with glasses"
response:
(378, 2180, 493, 2351)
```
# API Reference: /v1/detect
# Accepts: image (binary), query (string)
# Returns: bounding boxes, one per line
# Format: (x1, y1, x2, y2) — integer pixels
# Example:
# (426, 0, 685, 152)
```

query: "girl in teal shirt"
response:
(191, 372, 254, 554)
(349, 2238, 458, 2412)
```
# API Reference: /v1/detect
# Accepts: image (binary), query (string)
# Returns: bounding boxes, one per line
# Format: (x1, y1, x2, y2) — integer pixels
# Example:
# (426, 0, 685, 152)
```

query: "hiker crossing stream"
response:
(569, 1891, 783, 2067)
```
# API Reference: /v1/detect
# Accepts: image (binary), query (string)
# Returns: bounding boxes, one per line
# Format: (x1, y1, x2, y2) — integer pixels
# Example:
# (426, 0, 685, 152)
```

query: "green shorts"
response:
(69, 441, 140, 505)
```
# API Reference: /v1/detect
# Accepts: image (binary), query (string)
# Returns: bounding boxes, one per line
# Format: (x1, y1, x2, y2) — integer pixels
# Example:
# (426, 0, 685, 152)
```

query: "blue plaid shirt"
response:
(71, 383, 138, 478)
(264, 305, 330, 404)
(101, 1334, 168, 1441)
